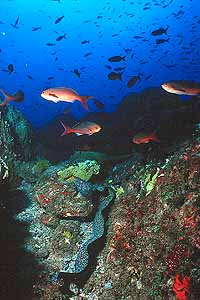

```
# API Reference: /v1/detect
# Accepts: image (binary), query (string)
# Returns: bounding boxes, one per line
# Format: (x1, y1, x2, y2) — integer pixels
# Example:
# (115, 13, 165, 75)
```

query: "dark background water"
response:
(0, 0, 199, 128)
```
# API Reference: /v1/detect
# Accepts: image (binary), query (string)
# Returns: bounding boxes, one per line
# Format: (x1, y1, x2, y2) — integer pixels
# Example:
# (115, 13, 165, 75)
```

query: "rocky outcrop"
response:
(0, 105, 35, 186)
(80, 129, 200, 300)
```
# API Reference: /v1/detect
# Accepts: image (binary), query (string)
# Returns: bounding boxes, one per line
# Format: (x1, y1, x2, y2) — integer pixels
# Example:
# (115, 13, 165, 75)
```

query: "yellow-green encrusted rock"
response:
(57, 160, 100, 182)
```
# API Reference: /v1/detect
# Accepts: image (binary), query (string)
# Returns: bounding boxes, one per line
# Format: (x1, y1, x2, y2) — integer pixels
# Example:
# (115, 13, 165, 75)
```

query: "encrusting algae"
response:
(57, 160, 101, 182)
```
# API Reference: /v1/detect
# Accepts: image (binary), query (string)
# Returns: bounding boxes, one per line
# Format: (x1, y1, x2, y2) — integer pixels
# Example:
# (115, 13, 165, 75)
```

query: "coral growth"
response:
(57, 160, 100, 182)
(172, 274, 190, 300)
(32, 159, 50, 176)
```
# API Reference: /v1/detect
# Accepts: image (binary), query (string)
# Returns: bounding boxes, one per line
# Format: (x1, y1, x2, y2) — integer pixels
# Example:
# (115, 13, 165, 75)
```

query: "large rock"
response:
(0, 105, 35, 186)
(81, 128, 200, 300)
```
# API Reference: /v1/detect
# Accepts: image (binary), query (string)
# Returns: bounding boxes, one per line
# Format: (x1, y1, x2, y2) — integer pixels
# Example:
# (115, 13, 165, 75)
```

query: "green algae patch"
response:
(111, 185, 125, 200)
(32, 159, 50, 176)
(143, 167, 160, 196)
(57, 160, 100, 182)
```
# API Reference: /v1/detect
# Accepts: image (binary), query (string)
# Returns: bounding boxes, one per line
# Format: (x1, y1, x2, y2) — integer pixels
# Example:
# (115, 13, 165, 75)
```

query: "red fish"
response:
(161, 80, 200, 95)
(132, 131, 160, 144)
(60, 121, 102, 136)
(0, 89, 24, 107)
(41, 87, 92, 110)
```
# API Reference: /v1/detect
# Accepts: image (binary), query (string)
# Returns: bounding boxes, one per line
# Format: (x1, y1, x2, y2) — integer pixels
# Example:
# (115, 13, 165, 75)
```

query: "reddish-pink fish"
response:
(161, 80, 200, 95)
(132, 131, 160, 144)
(41, 87, 92, 110)
(0, 89, 24, 106)
(60, 121, 102, 136)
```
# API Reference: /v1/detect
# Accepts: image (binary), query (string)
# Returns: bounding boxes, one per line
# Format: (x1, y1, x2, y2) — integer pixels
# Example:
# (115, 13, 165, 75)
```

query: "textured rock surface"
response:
(4, 94, 200, 300)
(80, 130, 200, 300)
(34, 177, 94, 218)
(0, 105, 34, 161)
(0, 105, 35, 186)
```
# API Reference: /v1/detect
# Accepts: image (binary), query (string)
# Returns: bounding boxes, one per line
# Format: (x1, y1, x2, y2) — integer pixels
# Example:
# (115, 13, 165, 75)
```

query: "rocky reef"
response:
(79, 130, 200, 300)
(1, 92, 200, 300)
(13, 130, 199, 300)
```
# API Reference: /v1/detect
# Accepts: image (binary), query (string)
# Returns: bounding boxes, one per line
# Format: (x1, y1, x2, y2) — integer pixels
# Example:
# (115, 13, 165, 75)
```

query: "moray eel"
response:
(74, 188, 115, 273)
(60, 188, 115, 273)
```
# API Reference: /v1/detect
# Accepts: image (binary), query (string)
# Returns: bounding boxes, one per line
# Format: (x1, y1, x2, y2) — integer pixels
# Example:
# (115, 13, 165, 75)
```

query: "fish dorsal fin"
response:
(58, 87, 79, 95)
(68, 88, 79, 95)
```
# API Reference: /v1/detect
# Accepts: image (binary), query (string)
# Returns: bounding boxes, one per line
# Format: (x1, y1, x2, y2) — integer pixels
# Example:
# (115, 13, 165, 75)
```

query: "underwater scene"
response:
(0, 0, 200, 299)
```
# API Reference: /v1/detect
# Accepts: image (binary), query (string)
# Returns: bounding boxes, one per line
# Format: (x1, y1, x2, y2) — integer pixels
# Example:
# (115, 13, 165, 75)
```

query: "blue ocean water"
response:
(0, 0, 199, 128)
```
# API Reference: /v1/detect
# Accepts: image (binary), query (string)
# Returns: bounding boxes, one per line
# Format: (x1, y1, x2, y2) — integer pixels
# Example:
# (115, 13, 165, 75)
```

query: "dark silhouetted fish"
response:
(105, 65, 112, 69)
(32, 26, 41, 31)
(56, 33, 66, 41)
(156, 38, 169, 44)
(46, 43, 56, 46)
(108, 71, 123, 80)
(55, 15, 64, 24)
(10, 16, 19, 28)
(84, 52, 92, 57)
(8, 64, 14, 74)
(73, 69, 81, 78)
(127, 75, 140, 88)
(108, 55, 125, 62)
(151, 27, 169, 36)
(27, 75, 34, 80)
(145, 74, 152, 80)
(93, 99, 105, 110)
(81, 40, 90, 44)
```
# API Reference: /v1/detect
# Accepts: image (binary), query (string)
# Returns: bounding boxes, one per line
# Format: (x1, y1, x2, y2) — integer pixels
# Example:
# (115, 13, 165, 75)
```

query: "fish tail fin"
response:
(122, 56, 126, 61)
(151, 131, 160, 143)
(60, 121, 72, 136)
(0, 89, 12, 106)
(81, 96, 92, 110)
